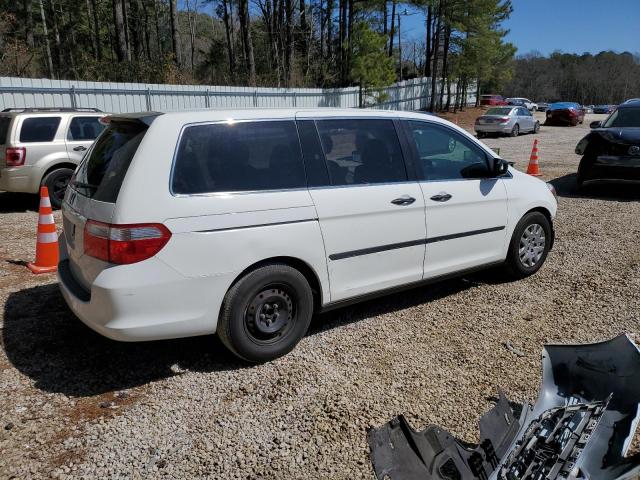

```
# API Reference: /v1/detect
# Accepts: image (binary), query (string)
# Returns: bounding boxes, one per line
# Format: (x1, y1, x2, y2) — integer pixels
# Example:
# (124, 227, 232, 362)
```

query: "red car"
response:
(545, 102, 585, 126)
(480, 94, 508, 106)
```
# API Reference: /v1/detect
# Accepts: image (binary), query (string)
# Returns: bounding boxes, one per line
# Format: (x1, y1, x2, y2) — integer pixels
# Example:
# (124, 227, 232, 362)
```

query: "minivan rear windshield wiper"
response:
(71, 180, 99, 190)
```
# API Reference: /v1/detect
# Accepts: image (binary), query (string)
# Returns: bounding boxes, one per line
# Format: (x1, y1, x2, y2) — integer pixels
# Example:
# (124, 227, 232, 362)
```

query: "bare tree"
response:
(238, 0, 256, 85)
(112, 0, 128, 61)
(38, 0, 54, 78)
(169, 0, 181, 65)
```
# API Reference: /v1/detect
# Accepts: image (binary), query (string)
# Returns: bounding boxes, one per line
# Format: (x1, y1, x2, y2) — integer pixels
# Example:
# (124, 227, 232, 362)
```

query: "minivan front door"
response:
(404, 120, 508, 279)
(308, 118, 426, 301)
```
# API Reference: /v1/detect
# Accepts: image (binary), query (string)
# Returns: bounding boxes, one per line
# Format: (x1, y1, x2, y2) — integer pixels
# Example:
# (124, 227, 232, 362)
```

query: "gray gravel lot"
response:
(1, 113, 639, 479)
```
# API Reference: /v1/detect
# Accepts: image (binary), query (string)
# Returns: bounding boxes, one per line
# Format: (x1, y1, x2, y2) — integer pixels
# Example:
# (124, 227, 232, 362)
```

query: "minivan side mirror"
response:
(590, 121, 602, 129)
(492, 158, 509, 176)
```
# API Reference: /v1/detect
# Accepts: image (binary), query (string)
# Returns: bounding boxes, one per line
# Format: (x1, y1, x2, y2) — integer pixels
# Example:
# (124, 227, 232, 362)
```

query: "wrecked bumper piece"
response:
(368, 334, 640, 480)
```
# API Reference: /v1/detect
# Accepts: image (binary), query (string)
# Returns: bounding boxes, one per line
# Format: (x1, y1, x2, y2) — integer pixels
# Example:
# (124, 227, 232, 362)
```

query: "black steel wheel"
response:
(217, 263, 314, 362)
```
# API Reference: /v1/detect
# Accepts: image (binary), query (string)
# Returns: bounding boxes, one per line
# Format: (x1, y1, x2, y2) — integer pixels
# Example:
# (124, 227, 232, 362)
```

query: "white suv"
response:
(58, 109, 557, 362)
(0, 108, 106, 207)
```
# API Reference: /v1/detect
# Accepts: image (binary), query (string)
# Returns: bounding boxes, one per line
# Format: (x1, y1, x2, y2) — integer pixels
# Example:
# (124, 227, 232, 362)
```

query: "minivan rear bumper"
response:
(58, 245, 231, 342)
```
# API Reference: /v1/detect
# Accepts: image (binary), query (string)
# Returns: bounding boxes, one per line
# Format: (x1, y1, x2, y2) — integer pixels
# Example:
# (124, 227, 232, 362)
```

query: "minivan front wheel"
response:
(217, 263, 314, 362)
(504, 211, 552, 279)
(42, 168, 74, 209)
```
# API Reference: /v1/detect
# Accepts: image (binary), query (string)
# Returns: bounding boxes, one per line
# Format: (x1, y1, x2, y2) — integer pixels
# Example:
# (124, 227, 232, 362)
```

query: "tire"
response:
(217, 263, 314, 362)
(42, 168, 74, 209)
(533, 121, 540, 134)
(477, 132, 486, 139)
(504, 211, 552, 279)
(576, 158, 591, 193)
(510, 124, 520, 137)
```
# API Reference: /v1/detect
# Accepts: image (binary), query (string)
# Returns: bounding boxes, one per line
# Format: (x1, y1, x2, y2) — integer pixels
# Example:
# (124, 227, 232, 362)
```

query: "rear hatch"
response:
(62, 117, 150, 291)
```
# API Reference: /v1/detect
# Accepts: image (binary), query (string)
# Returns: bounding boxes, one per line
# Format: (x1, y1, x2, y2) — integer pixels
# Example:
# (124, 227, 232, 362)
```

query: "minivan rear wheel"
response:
(217, 263, 314, 362)
(504, 211, 552, 279)
(42, 168, 74, 209)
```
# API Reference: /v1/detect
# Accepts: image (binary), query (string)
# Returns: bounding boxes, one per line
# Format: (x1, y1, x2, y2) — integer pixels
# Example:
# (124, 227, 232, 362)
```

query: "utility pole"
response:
(398, 12, 402, 81)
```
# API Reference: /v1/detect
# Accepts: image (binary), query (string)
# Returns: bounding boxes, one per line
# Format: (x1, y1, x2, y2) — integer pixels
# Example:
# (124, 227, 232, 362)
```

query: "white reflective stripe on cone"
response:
(37, 232, 58, 244)
(39, 214, 55, 225)
(40, 197, 52, 208)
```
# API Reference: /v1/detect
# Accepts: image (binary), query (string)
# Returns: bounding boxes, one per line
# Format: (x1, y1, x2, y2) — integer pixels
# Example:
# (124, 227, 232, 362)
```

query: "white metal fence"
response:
(0, 76, 476, 113)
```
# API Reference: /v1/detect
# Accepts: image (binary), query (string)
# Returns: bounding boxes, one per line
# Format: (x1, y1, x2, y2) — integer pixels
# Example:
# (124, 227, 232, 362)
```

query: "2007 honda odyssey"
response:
(58, 109, 557, 362)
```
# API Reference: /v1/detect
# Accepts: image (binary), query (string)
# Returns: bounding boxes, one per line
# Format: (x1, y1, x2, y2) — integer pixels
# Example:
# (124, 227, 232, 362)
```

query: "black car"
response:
(575, 100, 640, 190)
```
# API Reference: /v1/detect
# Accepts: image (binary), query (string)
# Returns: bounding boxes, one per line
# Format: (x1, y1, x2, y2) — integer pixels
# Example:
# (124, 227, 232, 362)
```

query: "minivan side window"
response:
(172, 120, 306, 194)
(315, 119, 407, 185)
(408, 121, 491, 181)
(19, 117, 61, 143)
(67, 116, 105, 141)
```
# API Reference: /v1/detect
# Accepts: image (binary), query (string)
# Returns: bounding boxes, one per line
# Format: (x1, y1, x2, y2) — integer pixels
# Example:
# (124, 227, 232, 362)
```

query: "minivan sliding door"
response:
(301, 118, 426, 302)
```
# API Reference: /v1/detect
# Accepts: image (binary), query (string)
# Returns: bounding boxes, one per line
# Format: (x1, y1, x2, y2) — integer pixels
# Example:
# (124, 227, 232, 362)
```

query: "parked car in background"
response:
(575, 100, 640, 190)
(545, 102, 585, 126)
(480, 95, 508, 106)
(0, 107, 106, 207)
(537, 102, 550, 112)
(475, 106, 540, 138)
(583, 105, 594, 114)
(506, 98, 538, 111)
(593, 105, 614, 114)
(58, 108, 557, 362)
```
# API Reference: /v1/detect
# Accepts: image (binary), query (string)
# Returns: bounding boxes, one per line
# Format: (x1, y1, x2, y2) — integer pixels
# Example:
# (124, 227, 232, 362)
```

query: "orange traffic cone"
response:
(526, 139, 542, 176)
(27, 186, 59, 274)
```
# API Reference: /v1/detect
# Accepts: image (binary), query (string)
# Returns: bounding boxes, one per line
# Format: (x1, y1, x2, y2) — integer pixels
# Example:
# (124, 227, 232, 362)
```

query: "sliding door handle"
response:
(391, 195, 416, 206)
(430, 193, 452, 202)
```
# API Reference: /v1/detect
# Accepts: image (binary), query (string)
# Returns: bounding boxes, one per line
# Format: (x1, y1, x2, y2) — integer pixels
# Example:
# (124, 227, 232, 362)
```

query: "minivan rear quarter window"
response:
(71, 120, 147, 203)
(172, 120, 306, 194)
(19, 116, 61, 142)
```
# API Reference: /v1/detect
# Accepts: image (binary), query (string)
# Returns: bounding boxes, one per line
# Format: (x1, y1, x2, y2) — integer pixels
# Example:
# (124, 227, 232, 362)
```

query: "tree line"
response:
(503, 51, 640, 105)
(0, 0, 515, 110)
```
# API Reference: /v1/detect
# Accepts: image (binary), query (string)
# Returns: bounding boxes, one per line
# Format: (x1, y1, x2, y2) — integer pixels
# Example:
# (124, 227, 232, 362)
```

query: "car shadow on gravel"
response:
(550, 173, 640, 201)
(2, 283, 248, 397)
(3, 271, 508, 397)
(0, 192, 39, 213)
(309, 269, 509, 336)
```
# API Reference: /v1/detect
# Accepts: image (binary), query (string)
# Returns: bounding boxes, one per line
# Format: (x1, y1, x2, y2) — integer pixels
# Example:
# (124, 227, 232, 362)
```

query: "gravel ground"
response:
(1, 112, 639, 479)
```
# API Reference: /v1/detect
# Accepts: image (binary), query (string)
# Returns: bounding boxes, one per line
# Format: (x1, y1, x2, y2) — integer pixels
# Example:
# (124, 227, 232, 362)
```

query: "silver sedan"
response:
(475, 106, 540, 138)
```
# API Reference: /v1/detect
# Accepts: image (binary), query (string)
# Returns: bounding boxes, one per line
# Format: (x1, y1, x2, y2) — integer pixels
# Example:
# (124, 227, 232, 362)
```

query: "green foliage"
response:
(350, 21, 396, 101)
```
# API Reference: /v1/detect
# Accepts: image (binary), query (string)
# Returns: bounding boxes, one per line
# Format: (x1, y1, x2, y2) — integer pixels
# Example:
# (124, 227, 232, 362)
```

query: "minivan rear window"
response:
(19, 116, 61, 142)
(0, 116, 11, 144)
(71, 121, 147, 203)
(172, 120, 306, 194)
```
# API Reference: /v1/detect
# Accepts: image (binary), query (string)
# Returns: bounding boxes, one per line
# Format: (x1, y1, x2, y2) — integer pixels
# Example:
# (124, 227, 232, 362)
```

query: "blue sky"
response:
(402, 0, 640, 56)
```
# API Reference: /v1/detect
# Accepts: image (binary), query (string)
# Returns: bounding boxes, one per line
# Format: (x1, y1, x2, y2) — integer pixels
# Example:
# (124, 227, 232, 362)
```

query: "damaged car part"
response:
(367, 334, 640, 480)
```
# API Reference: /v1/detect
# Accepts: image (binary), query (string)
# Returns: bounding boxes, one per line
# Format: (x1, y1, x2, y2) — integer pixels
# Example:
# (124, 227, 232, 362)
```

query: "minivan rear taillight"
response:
(84, 220, 172, 264)
(6, 147, 26, 166)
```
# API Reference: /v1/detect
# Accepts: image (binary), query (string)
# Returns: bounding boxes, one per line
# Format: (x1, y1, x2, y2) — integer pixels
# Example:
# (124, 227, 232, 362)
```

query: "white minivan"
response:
(58, 109, 557, 362)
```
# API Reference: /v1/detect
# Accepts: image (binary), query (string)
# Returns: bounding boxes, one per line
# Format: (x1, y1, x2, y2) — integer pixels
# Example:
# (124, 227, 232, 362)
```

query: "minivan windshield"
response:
(72, 121, 147, 203)
(602, 107, 640, 128)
